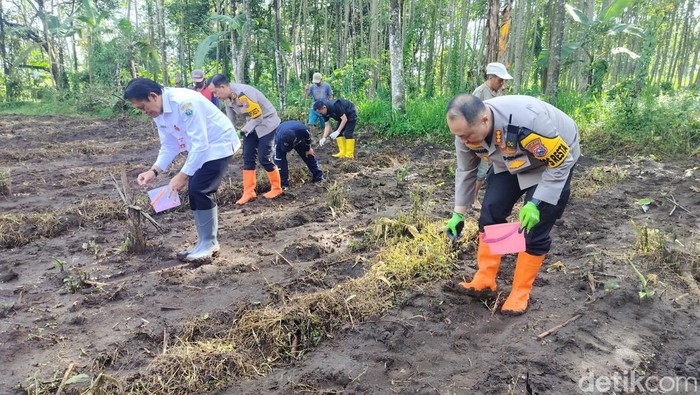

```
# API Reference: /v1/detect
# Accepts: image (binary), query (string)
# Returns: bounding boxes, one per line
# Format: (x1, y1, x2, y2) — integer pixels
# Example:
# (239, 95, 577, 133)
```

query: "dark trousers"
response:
(479, 167, 574, 256)
(274, 145, 323, 188)
(242, 130, 276, 171)
(188, 156, 232, 210)
(340, 118, 357, 139)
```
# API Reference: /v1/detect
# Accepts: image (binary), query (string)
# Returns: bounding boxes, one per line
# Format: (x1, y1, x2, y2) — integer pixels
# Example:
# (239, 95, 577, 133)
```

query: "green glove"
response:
(519, 201, 540, 233)
(446, 212, 465, 241)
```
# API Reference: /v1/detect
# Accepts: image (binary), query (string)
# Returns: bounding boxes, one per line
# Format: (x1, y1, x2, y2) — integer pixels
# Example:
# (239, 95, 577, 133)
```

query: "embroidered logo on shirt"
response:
(508, 159, 527, 169)
(520, 133, 570, 168)
(525, 138, 547, 157)
(495, 129, 503, 145)
(236, 94, 263, 119)
(181, 103, 194, 117)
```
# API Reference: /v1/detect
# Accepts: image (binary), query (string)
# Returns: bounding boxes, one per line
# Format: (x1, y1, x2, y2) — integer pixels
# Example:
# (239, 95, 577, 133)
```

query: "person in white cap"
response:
(304, 72, 333, 135)
(469, 62, 513, 210)
(190, 69, 219, 107)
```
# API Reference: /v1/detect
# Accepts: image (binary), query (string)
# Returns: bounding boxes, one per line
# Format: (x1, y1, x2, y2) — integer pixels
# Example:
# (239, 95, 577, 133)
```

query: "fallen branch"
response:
(666, 196, 691, 214)
(272, 249, 294, 267)
(55, 362, 75, 395)
(163, 327, 169, 355)
(536, 314, 583, 340)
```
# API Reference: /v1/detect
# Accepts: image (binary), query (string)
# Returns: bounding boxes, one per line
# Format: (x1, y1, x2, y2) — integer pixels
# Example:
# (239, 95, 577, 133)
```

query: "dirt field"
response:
(1, 115, 699, 395)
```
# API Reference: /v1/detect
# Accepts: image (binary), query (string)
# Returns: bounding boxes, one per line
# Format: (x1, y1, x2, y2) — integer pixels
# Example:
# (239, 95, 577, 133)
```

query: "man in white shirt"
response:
(124, 78, 241, 262)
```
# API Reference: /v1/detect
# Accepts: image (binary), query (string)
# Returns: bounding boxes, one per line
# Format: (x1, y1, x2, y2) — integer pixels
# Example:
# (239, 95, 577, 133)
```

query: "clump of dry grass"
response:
(571, 164, 627, 199)
(0, 199, 126, 248)
(128, 211, 478, 393)
(70, 198, 126, 223)
(0, 212, 66, 248)
(0, 169, 11, 196)
(326, 181, 347, 212)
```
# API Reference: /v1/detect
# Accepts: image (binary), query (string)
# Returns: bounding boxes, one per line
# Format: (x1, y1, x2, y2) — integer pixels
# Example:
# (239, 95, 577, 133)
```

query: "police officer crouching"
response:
(274, 120, 324, 189)
(445, 94, 580, 315)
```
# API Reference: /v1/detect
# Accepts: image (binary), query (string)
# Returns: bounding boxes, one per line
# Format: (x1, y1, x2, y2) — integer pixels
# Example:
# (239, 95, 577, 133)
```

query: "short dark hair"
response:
(210, 74, 230, 87)
(124, 78, 163, 101)
(312, 100, 327, 111)
(446, 94, 487, 124)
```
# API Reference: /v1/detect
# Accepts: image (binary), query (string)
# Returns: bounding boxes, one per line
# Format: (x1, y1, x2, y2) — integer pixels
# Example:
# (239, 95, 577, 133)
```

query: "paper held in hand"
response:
(148, 185, 181, 213)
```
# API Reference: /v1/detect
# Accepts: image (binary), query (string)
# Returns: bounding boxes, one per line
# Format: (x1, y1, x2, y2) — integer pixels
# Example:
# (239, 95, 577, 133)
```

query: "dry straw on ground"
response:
(128, 216, 478, 393)
(571, 164, 627, 199)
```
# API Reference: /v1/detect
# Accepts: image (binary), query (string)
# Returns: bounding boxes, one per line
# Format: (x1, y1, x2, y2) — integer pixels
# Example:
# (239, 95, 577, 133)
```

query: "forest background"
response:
(0, 0, 698, 156)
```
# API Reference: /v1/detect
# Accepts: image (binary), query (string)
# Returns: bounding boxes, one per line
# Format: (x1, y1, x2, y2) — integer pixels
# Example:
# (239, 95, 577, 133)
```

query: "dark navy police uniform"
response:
(274, 121, 324, 188)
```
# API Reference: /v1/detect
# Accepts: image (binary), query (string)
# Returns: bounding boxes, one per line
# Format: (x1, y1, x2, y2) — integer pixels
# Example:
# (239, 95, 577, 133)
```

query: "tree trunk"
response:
(157, 0, 168, 85)
(497, 0, 512, 64)
(676, 0, 695, 87)
(146, 0, 156, 80)
(178, 12, 185, 85)
(576, 0, 593, 92)
(458, 0, 472, 91)
(35, 0, 59, 88)
(0, 0, 11, 100)
(484, 0, 500, 64)
(423, 5, 438, 97)
(512, 0, 526, 92)
(389, 0, 406, 114)
(230, 0, 251, 83)
(368, 0, 379, 98)
(545, 0, 565, 101)
(273, 0, 285, 110)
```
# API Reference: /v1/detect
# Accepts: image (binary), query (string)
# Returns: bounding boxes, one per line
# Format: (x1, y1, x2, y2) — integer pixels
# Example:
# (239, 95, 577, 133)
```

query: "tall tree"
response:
(0, 0, 11, 99)
(545, 0, 565, 100)
(273, 0, 285, 109)
(156, 0, 168, 84)
(484, 0, 500, 63)
(389, 0, 406, 114)
(230, 0, 251, 83)
(511, 0, 527, 92)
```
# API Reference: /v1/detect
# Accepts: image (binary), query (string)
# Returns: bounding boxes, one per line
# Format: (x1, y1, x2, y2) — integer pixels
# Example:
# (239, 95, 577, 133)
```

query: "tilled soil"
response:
(1, 115, 698, 395)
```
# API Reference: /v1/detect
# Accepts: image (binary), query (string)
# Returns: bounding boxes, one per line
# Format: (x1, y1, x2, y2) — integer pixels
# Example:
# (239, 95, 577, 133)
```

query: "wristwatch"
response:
(530, 198, 542, 207)
(151, 168, 159, 177)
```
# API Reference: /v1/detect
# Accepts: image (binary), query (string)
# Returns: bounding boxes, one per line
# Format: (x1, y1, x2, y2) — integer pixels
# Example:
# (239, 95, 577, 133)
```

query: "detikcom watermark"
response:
(579, 371, 699, 393)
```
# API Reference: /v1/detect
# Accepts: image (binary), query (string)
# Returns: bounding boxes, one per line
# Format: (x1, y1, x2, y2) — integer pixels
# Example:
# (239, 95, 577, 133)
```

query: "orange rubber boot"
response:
(263, 168, 283, 199)
(235, 170, 257, 205)
(501, 252, 545, 315)
(457, 236, 502, 297)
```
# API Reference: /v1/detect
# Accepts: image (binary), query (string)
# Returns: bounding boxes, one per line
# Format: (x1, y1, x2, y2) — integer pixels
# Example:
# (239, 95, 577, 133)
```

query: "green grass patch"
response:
(0, 100, 83, 117)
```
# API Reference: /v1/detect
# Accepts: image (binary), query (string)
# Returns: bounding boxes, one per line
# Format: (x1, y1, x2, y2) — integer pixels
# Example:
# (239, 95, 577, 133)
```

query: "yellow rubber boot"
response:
(343, 138, 355, 159)
(457, 236, 502, 297)
(332, 136, 346, 158)
(235, 170, 257, 205)
(263, 168, 283, 199)
(501, 252, 545, 315)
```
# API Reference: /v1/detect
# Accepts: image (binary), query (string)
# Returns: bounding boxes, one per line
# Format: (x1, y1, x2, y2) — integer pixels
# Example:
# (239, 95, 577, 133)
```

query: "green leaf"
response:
(601, 0, 635, 20)
(604, 281, 619, 292)
(81, 0, 97, 24)
(117, 18, 133, 37)
(609, 24, 645, 38)
(65, 373, 91, 385)
(611, 47, 640, 59)
(193, 32, 227, 69)
(210, 13, 248, 33)
(635, 198, 652, 206)
(565, 4, 590, 25)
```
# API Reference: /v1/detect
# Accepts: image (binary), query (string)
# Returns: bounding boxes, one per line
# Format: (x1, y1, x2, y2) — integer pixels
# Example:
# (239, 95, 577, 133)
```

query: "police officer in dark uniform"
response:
(445, 94, 580, 315)
(273, 120, 324, 189)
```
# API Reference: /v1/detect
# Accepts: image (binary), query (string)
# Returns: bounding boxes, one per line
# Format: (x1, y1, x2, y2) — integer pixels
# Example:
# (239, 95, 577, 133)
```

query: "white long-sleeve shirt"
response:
(153, 88, 241, 176)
